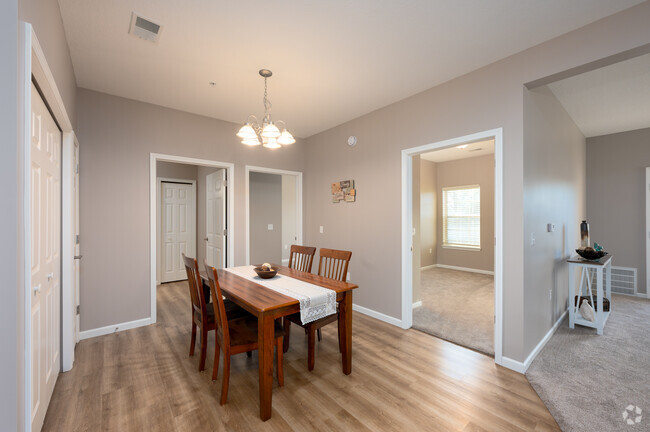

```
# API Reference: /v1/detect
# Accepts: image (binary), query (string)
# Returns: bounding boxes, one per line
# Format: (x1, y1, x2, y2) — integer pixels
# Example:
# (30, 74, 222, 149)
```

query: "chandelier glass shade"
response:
(237, 69, 295, 148)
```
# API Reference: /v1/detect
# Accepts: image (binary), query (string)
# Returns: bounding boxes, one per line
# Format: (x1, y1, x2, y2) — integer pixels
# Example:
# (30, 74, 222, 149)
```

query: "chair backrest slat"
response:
(203, 261, 231, 346)
(288, 245, 316, 273)
(182, 254, 207, 318)
(317, 248, 352, 282)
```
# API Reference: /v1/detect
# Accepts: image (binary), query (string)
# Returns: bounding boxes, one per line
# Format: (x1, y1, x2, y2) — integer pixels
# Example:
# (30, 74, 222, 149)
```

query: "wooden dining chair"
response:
(283, 248, 352, 371)
(288, 245, 316, 273)
(182, 254, 247, 372)
(203, 262, 285, 405)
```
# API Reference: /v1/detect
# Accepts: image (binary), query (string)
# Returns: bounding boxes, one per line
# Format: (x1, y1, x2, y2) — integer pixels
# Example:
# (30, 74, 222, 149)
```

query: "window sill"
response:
(442, 245, 481, 252)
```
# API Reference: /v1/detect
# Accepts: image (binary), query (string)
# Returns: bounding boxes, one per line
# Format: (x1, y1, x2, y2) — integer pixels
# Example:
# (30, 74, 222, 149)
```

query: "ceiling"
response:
(547, 53, 650, 138)
(58, 0, 643, 138)
(421, 139, 494, 163)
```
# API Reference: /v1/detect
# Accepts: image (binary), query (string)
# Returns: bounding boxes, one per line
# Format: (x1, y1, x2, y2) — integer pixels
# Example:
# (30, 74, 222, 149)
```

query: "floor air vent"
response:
(589, 266, 637, 296)
(129, 13, 162, 42)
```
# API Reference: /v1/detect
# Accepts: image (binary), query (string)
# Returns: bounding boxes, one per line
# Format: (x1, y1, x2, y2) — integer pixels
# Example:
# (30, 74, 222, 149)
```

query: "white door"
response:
(161, 182, 196, 282)
(206, 170, 226, 269)
(31, 82, 61, 432)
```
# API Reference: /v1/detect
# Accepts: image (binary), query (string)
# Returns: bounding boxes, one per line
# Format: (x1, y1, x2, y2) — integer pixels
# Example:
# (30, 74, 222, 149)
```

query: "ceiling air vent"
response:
(129, 13, 162, 42)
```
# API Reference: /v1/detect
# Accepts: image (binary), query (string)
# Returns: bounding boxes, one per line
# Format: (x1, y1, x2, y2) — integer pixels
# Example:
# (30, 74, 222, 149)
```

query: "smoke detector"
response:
(129, 13, 162, 42)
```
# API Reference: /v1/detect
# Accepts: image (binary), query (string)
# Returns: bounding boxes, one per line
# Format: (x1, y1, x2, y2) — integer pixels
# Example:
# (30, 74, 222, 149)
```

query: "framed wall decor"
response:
(332, 180, 356, 203)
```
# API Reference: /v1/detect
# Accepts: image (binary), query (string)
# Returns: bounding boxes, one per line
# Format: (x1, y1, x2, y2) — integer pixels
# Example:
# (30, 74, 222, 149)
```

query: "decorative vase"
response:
(580, 220, 590, 248)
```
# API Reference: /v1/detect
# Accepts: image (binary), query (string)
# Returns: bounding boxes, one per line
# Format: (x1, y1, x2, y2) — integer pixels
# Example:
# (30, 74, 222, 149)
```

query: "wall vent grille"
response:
(589, 266, 637, 296)
(129, 13, 162, 42)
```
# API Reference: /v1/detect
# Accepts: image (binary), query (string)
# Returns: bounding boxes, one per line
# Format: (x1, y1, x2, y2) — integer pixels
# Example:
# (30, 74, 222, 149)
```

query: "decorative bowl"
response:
(254, 265, 278, 279)
(575, 248, 607, 260)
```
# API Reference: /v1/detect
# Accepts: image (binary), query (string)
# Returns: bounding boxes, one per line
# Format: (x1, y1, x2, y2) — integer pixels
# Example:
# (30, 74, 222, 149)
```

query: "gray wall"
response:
(587, 127, 650, 296)
(250, 172, 283, 265)
(420, 159, 437, 268)
(523, 85, 586, 355)
(19, 0, 77, 127)
(3, 0, 20, 429)
(77, 89, 306, 332)
(304, 2, 650, 362)
(436, 155, 495, 272)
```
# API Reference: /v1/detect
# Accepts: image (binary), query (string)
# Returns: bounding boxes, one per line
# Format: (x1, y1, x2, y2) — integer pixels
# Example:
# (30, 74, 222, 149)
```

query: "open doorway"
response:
(245, 166, 303, 266)
(413, 140, 495, 356)
(401, 128, 504, 365)
(149, 154, 234, 323)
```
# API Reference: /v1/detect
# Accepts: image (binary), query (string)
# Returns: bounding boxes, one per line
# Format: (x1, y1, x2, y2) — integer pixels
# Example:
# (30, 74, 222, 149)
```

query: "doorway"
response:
(245, 166, 303, 266)
(149, 154, 234, 323)
(401, 128, 504, 365)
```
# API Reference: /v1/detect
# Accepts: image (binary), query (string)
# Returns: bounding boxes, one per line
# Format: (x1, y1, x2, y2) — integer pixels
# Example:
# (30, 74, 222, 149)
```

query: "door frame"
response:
(244, 165, 303, 265)
(401, 128, 504, 365)
(157, 178, 197, 283)
(150, 154, 234, 324)
(22, 23, 78, 431)
(646, 167, 650, 298)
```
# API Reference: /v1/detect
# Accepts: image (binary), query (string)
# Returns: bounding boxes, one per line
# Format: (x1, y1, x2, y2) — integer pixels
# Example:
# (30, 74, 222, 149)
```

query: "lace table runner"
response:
(224, 266, 337, 324)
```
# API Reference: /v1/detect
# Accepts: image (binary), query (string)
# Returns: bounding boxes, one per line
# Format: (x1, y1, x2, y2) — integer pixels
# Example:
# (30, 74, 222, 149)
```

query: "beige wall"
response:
(77, 89, 306, 332)
(436, 155, 495, 272)
(304, 3, 650, 362)
(523, 86, 586, 355)
(250, 172, 283, 265)
(587, 127, 650, 296)
(19, 0, 77, 126)
(420, 159, 437, 268)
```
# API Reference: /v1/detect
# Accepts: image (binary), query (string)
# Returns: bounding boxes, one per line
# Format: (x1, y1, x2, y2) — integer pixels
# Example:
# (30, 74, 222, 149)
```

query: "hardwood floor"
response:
(43, 281, 560, 431)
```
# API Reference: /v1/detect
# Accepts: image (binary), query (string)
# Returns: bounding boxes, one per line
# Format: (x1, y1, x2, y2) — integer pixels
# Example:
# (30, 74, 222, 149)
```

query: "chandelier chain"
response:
(263, 77, 272, 118)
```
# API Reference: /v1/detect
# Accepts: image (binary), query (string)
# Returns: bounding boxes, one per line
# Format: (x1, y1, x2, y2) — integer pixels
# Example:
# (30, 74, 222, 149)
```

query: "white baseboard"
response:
(435, 264, 494, 276)
(352, 304, 402, 327)
(412, 301, 423, 308)
(500, 309, 568, 374)
(420, 264, 437, 271)
(79, 317, 152, 340)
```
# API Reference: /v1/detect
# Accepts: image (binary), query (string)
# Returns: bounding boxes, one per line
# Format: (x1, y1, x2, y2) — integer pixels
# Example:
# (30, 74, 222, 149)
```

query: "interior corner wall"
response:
(76, 89, 306, 332)
(420, 159, 437, 268)
(304, 1, 650, 363)
(435, 155, 494, 272)
(19, 0, 77, 127)
(249, 172, 282, 265)
(523, 85, 586, 356)
(586, 127, 650, 296)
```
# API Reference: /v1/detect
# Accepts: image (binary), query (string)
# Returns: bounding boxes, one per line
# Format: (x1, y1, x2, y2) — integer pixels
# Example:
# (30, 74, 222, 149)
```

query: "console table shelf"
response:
(567, 254, 612, 335)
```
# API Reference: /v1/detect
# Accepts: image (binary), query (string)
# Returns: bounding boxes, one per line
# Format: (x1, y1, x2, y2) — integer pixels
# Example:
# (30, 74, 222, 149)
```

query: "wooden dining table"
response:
(200, 265, 358, 421)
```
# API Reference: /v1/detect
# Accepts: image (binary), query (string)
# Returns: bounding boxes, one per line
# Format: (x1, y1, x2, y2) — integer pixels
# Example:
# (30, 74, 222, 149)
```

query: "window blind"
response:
(442, 185, 480, 248)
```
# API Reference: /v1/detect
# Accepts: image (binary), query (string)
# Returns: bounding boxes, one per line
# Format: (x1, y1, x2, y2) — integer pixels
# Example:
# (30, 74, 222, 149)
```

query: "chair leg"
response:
(317, 328, 322, 342)
(199, 327, 208, 371)
(220, 353, 231, 405)
(189, 321, 197, 356)
(276, 337, 284, 386)
(338, 316, 343, 353)
(212, 342, 220, 381)
(307, 327, 316, 371)
(283, 319, 291, 353)
(246, 350, 252, 358)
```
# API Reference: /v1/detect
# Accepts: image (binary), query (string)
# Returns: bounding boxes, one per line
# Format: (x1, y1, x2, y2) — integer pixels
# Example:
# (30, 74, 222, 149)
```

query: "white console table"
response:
(567, 254, 612, 335)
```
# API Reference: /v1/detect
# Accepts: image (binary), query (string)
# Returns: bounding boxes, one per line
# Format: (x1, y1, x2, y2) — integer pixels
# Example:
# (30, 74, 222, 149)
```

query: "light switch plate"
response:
(268, 224, 273, 230)
(319, 226, 324, 234)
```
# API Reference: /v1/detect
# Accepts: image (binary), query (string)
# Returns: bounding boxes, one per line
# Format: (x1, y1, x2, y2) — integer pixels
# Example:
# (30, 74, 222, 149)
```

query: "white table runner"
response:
(224, 266, 337, 324)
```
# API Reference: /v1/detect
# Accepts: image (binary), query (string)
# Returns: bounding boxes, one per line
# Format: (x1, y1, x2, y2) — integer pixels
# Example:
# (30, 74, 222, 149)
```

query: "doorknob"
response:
(74, 255, 83, 260)
(47, 273, 54, 281)
(33, 285, 41, 294)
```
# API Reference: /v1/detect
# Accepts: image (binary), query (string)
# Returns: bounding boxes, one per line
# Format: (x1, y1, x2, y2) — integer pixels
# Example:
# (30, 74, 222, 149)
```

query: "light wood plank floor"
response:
(43, 282, 559, 431)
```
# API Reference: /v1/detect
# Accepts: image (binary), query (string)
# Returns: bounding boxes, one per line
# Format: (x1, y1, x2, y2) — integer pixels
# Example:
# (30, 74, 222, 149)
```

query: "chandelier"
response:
(237, 69, 295, 148)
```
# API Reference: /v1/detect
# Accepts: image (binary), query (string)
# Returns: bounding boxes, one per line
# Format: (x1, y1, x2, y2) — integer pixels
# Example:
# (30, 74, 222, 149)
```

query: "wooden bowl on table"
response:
(254, 265, 278, 279)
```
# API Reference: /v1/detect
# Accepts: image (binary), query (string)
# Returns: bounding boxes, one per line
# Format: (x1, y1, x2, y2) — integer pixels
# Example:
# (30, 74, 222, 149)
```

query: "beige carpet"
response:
(413, 267, 494, 356)
(527, 294, 650, 432)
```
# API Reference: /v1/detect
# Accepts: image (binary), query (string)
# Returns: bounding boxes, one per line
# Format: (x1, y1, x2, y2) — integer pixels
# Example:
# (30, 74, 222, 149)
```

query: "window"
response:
(442, 185, 480, 249)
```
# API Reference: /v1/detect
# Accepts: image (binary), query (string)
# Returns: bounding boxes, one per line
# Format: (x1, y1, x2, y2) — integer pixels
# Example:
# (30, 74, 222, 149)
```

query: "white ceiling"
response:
(421, 139, 494, 163)
(58, 0, 643, 138)
(547, 53, 650, 138)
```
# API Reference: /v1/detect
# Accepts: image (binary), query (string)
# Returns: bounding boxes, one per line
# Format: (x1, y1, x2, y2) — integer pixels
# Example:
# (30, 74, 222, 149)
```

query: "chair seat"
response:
(195, 300, 250, 324)
(228, 316, 286, 346)
(285, 310, 338, 328)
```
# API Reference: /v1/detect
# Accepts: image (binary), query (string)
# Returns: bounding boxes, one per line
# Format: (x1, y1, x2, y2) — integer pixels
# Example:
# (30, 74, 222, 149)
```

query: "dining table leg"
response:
(258, 313, 275, 421)
(339, 291, 353, 375)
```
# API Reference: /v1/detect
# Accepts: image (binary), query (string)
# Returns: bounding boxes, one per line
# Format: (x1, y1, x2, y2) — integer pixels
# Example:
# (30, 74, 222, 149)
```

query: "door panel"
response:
(31, 82, 61, 432)
(161, 182, 195, 282)
(206, 170, 226, 269)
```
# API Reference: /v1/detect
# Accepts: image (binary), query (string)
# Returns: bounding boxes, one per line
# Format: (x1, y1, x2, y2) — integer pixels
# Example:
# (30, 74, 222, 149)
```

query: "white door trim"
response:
(22, 23, 77, 431)
(150, 154, 234, 324)
(157, 178, 197, 284)
(646, 167, 650, 298)
(244, 165, 303, 265)
(401, 128, 504, 366)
